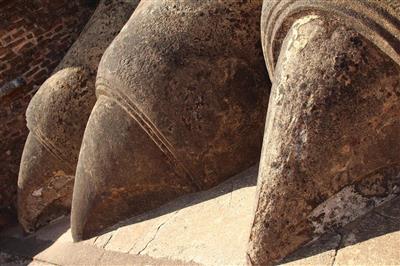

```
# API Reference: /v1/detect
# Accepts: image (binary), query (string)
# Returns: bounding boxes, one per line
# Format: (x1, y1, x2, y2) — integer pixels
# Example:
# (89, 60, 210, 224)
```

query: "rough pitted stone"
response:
(248, 1, 400, 264)
(261, 0, 400, 79)
(0, 251, 31, 265)
(71, 0, 270, 240)
(17, 0, 141, 232)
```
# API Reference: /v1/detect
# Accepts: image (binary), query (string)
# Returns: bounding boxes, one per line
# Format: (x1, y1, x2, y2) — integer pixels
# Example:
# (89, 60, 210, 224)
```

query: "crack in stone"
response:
(136, 210, 180, 255)
(331, 231, 344, 266)
(94, 233, 113, 249)
(102, 233, 113, 249)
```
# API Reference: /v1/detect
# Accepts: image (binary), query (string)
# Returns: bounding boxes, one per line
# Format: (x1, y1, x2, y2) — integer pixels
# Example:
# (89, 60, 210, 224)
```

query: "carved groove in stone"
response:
(96, 80, 201, 191)
(71, 0, 270, 240)
(248, 2, 400, 264)
(262, 0, 400, 78)
(17, 0, 141, 232)
(30, 129, 74, 169)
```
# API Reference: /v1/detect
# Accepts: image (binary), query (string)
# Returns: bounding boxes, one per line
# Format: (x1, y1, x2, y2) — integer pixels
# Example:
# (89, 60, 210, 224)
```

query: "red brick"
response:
(0, 0, 96, 229)
(11, 28, 25, 39)
(12, 41, 35, 54)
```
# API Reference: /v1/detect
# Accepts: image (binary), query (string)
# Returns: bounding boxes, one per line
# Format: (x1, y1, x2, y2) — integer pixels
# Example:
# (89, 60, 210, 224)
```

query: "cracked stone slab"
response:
(334, 231, 400, 265)
(33, 240, 188, 266)
(83, 165, 257, 265)
(280, 233, 342, 266)
(1, 166, 257, 266)
(0, 232, 190, 266)
(104, 211, 176, 254)
(2, 168, 399, 265)
(333, 196, 400, 265)
(124, 166, 258, 266)
(135, 211, 179, 256)
(93, 231, 114, 249)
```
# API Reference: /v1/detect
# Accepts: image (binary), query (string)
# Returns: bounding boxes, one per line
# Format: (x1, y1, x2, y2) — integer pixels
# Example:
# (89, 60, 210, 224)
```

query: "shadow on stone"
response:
(0, 216, 69, 263)
(97, 165, 258, 236)
(2, 166, 398, 265)
(282, 196, 400, 265)
(0, 166, 258, 264)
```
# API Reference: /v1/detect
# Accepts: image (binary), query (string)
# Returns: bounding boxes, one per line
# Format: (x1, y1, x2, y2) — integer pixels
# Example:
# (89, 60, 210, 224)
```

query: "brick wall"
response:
(0, 0, 96, 230)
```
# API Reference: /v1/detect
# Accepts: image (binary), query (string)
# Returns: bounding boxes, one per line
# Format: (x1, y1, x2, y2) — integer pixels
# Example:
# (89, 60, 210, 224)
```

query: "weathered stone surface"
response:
(1, 169, 399, 266)
(261, 0, 400, 79)
(17, 0, 140, 233)
(248, 1, 400, 264)
(0, 251, 31, 265)
(71, 0, 270, 240)
(333, 197, 400, 266)
(2, 166, 259, 265)
(34, 236, 192, 266)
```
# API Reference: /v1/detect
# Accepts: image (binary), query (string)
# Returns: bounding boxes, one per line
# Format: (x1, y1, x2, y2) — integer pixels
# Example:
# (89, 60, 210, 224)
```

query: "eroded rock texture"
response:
(17, 0, 141, 232)
(248, 1, 400, 265)
(71, 0, 270, 240)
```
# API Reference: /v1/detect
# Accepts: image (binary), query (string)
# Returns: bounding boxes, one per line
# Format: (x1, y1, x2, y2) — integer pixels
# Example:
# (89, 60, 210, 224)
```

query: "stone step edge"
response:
(0, 236, 198, 265)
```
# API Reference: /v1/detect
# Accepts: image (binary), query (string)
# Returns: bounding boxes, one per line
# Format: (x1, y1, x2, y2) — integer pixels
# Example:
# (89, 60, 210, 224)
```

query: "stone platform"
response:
(1, 166, 399, 265)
